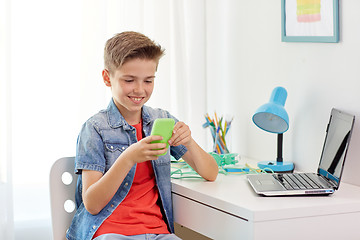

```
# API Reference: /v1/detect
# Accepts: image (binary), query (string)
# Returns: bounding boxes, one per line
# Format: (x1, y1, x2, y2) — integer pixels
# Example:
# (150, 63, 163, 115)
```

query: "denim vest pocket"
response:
(104, 143, 128, 170)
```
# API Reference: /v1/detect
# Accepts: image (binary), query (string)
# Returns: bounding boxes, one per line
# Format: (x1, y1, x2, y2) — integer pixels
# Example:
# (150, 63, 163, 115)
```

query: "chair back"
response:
(49, 157, 78, 240)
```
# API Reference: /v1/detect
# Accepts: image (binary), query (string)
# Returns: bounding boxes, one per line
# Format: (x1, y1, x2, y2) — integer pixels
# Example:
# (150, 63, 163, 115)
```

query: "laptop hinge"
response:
(319, 174, 337, 189)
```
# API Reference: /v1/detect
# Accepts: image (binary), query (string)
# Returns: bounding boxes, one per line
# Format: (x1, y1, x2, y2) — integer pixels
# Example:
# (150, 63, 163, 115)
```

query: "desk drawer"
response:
(172, 193, 252, 240)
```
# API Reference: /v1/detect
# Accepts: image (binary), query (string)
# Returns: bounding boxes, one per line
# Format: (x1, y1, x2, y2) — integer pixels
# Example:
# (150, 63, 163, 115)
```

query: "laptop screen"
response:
(318, 108, 355, 189)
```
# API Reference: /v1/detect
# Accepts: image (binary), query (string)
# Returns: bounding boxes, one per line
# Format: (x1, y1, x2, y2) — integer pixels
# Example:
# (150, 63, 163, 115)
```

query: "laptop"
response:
(247, 108, 355, 196)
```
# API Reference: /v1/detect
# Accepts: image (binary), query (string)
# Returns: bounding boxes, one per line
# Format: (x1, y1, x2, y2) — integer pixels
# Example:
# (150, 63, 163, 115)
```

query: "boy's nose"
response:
(133, 82, 144, 93)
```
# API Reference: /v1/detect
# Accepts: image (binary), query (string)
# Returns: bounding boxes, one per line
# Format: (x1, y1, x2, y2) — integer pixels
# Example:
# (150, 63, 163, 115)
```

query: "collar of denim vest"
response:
(107, 99, 152, 130)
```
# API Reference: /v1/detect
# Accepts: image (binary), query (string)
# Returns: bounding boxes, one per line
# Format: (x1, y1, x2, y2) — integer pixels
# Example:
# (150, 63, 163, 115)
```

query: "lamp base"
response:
(257, 161, 294, 173)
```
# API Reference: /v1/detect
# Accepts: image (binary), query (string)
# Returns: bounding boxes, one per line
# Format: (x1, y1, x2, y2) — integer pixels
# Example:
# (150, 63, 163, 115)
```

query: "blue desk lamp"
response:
(252, 86, 294, 173)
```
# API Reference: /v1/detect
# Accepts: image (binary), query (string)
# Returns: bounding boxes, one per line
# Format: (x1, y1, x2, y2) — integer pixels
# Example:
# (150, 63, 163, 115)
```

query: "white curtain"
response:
(0, 0, 208, 239)
(168, 0, 207, 146)
(1, 0, 14, 239)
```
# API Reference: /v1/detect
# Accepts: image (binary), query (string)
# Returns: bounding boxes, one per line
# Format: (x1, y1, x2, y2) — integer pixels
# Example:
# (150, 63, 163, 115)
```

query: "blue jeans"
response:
(93, 233, 182, 240)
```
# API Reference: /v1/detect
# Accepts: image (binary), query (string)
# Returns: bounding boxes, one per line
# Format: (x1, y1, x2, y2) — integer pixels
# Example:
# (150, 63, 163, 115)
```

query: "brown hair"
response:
(104, 31, 165, 74)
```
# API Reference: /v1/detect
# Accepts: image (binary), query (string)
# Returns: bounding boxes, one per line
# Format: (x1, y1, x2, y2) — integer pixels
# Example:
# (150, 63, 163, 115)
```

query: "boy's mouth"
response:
(129, 96, 144, 104)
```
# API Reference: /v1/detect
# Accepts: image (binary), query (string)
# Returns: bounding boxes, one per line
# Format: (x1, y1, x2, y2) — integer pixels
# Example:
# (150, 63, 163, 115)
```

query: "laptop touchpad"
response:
(255, 178, 284, 191)
(257, 179, 275, 185)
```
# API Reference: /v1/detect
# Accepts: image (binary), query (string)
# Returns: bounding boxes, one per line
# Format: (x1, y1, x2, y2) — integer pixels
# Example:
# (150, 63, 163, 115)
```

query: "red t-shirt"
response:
(93, 121, 169, 238)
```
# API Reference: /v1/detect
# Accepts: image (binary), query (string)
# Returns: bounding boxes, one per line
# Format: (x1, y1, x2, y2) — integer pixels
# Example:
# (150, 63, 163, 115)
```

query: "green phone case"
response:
(150, 118, 175, 156)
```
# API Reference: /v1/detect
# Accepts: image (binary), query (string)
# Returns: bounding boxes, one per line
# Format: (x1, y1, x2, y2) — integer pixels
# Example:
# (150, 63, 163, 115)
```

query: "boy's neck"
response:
(127, 118, 141, 125)
(121, 110, 142, 125)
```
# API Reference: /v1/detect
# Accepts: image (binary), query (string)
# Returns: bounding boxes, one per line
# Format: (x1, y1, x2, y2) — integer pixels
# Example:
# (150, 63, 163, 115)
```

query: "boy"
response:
(66, 31, 218, 240)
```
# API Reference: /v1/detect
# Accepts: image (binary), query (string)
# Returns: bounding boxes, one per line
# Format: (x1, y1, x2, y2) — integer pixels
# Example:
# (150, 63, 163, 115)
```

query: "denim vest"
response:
(66, 99, 187, 240)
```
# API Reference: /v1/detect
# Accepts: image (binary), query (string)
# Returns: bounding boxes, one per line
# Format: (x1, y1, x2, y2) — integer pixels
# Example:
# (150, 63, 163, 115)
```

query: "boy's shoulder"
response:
(82, 108, 109, 129)
(91, 108, 108, 121)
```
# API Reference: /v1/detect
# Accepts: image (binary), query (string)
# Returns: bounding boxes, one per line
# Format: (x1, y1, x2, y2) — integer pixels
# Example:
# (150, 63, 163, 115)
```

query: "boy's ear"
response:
(102, 69, 111, 87)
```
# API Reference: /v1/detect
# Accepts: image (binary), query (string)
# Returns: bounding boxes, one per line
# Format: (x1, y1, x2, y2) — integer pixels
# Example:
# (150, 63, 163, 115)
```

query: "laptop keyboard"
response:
(274, 173, 327, 190)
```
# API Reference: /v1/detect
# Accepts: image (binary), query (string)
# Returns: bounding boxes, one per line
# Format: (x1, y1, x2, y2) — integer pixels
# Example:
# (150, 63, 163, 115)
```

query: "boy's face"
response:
(102, 58, 157, 122)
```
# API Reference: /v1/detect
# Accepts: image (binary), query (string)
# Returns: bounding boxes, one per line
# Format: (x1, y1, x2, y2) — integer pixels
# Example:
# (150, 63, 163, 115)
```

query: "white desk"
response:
(171, 161, 360, 240)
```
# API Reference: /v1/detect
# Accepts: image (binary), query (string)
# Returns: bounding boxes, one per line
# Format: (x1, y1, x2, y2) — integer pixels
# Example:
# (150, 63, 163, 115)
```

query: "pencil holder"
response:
(203, 112, 233, 154)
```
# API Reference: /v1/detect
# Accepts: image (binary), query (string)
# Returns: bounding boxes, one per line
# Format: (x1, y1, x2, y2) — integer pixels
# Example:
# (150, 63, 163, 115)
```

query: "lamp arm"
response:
(277, 133, 283, 163)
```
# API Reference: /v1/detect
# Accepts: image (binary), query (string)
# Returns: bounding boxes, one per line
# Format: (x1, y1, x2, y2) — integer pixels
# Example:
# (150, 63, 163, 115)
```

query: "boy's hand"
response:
(122, 135, 168, 164)
(168, 121, 192, 147)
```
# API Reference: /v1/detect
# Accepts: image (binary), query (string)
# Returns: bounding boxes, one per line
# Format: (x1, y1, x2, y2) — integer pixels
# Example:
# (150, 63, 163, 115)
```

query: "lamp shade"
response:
(252, 87, 289, 134)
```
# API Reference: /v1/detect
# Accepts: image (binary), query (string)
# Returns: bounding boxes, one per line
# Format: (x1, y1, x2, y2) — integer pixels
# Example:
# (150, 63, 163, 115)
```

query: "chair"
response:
(49, 157, 78, 240)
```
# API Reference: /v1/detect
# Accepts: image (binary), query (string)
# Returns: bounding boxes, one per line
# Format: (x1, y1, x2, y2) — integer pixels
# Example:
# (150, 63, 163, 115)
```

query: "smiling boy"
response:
(66, 31, 218, 240)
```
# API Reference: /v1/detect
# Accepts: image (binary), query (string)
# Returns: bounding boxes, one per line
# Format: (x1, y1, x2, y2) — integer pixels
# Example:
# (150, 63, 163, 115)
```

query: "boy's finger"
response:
(150, 143, 167, 150)
(168, 134, 178, 145)
(153, 147, 168, 155)
(144, 135, 163, 143)
(171, 131, 191, 146)
(170, 137, 182, 146)
(169, 128, 182, 144)
(169, 128, 186, 144)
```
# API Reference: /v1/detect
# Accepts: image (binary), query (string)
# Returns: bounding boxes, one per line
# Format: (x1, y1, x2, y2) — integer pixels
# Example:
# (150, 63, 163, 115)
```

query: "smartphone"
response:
(150, 118, 175, 156)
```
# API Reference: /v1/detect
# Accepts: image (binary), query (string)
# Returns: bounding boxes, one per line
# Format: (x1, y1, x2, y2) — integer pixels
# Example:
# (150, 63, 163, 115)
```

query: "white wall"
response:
(206, 0, 360, 186)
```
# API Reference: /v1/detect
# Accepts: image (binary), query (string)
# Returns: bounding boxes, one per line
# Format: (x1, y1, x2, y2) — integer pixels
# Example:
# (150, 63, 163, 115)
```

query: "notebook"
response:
(247, 108, 355, 196)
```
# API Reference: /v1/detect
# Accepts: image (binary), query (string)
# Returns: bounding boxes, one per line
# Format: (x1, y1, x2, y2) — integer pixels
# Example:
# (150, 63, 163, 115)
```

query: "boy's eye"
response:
(124, 79, 134, 82)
